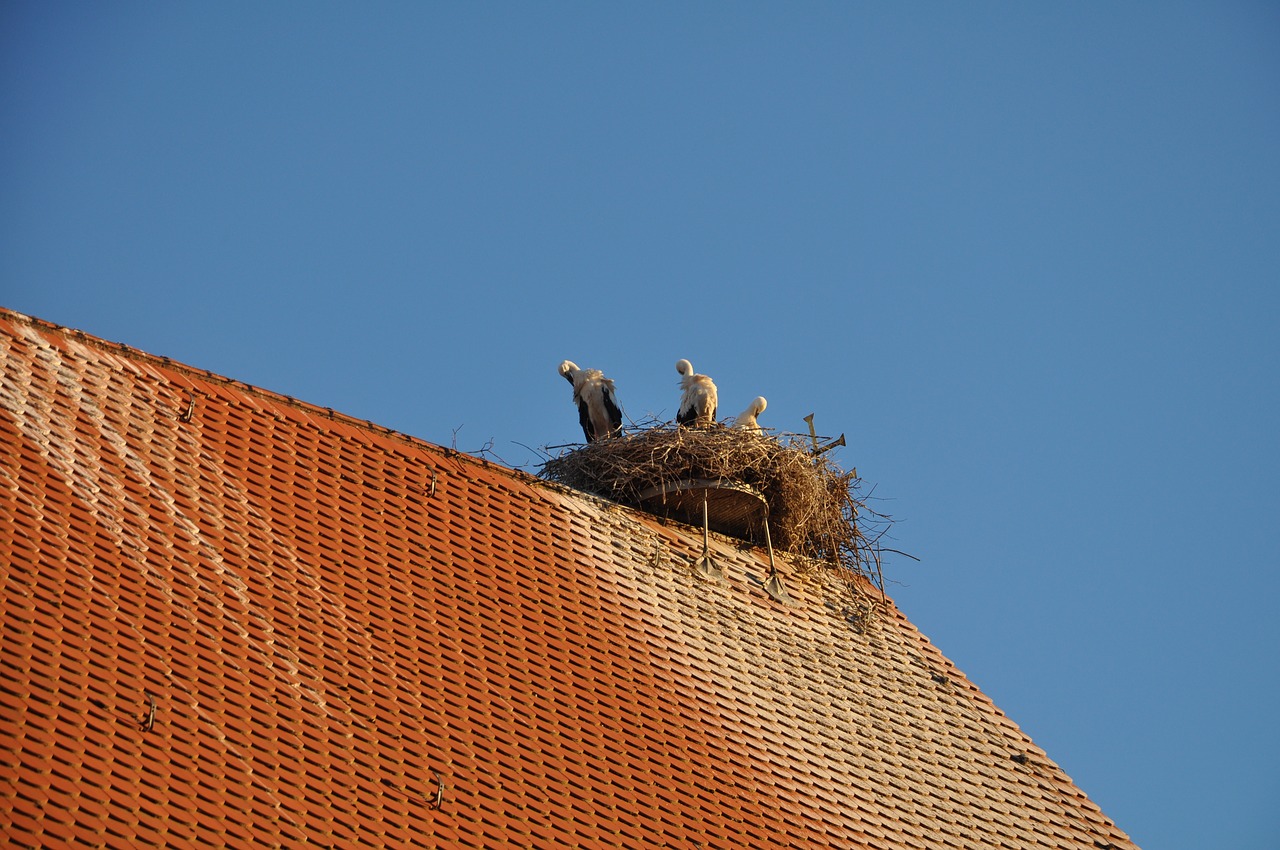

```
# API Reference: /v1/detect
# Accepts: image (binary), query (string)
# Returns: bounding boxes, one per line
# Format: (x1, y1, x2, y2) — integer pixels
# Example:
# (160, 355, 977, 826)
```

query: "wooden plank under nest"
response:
(635, 478, 768, 541)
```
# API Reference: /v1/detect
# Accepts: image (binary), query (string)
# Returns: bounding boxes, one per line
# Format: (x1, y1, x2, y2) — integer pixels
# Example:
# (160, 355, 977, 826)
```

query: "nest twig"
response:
(538, 425, 892, 598)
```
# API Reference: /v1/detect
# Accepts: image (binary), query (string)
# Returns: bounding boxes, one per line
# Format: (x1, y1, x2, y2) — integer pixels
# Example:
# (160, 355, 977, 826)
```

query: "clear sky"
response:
(3, 3, 1277, 846)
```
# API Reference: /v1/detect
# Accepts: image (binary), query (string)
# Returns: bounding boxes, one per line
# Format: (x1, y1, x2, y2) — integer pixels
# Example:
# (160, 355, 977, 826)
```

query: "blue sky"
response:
(4, 3, 1278, 846)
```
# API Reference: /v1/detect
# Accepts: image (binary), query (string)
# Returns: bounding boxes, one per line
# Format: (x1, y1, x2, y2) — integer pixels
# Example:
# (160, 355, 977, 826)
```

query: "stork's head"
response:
(750, 397, 767, 416)
(675, 359, 694, 377)
(558, 360, 579, 383)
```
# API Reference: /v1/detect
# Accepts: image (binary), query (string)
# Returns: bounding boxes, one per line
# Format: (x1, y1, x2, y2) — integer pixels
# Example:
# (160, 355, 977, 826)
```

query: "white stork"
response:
(558, 360, 623, 443)
(675, 359, 718, 428)
(731, 396, 767, 433)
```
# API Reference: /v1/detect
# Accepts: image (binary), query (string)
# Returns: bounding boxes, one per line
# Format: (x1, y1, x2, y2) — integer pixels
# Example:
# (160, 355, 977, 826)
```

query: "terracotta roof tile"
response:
(0, 307, 1138, 848)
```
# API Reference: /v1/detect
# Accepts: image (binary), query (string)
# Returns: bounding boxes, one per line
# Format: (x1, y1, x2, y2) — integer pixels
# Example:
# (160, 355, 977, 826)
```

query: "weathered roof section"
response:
(0, 308, 1137, 848)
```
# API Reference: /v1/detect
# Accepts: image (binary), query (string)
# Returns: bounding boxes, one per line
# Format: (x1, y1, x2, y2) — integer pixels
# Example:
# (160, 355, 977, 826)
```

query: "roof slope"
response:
(0, 308, 1137, 848)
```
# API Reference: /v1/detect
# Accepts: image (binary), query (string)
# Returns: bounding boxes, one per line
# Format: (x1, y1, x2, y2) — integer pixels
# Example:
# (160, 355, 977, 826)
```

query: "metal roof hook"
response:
(693, 495, 723, 581)
(429, 771, 445, 810)
(761, 514, 792, 605)
(139, 691, 157, 733)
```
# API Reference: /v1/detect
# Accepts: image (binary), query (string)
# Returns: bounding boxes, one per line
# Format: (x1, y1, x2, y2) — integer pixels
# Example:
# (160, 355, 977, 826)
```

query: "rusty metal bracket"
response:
(814, 433, 846, 456)
(803, 412, 845, 456)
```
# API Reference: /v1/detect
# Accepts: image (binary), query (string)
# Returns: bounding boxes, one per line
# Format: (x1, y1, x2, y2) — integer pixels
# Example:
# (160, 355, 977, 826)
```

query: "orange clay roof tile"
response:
(0, 307, 1138, 848)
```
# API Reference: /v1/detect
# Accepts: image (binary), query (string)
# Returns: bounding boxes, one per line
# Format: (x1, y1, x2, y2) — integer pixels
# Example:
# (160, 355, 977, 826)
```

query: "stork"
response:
(731, 396, 767, 433)
(558, 360, 623, 443)
(675, 359, 718, 428)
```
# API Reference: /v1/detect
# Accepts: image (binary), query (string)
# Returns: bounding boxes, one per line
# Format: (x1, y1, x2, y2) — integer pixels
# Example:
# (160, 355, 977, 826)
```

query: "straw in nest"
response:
(538, 426, 885, 590)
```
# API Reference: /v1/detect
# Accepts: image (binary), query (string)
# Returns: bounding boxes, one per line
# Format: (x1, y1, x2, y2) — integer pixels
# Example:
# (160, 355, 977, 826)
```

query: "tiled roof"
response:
(0, 307, 1137, 848)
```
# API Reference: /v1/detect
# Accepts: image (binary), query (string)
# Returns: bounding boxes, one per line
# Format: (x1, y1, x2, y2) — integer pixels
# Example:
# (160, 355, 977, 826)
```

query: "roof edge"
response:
(1, 305, 539, 485)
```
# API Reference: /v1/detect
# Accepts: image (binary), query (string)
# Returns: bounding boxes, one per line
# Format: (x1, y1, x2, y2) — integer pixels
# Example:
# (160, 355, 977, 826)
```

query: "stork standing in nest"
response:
(731, 396, 767, 433)
(675, 359, 718, 428)
(558, 360, 624, 443)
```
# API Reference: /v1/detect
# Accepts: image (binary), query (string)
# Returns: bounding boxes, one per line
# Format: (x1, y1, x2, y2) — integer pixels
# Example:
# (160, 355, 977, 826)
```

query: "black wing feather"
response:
(603, 387, 623, 438)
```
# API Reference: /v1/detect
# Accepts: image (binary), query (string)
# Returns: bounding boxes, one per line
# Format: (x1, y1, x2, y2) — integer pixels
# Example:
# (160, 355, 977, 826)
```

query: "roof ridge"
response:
(0, 306, 840, 563)
(0, 304, 528, 481)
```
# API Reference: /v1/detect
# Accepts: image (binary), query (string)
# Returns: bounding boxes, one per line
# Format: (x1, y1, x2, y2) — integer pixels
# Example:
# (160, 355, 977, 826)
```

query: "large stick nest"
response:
(538, 426, 889, 589)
